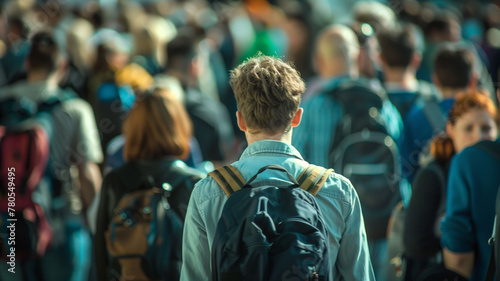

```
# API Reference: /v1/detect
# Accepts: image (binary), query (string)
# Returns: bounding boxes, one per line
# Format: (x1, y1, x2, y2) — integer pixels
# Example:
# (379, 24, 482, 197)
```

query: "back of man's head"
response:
(165, 28, 198, 74)
(315, 25, 359, 76)
(433, 46, 474, 90)
(424, 11, 461, 43)
(230, 56, 305, 135)
(26, 31, 60, 74)
(378, 23, 418, 69)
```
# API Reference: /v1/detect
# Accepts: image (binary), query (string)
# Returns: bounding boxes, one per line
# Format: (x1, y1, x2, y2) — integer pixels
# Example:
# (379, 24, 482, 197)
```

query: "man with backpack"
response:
(292, 24, 402, 281)
(0, 31, 102, 281)
(180, 55, 374, 280)
(400, 46, 477, 183)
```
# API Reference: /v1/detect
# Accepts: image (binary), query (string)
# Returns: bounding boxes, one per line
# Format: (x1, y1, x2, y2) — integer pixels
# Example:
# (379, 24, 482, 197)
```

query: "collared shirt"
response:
(180, 140, 375, 281)
(0, 80, 103, 181)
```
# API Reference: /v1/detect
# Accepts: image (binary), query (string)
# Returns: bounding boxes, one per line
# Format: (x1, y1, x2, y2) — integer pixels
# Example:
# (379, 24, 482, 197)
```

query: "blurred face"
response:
(447, 109, 498, 153)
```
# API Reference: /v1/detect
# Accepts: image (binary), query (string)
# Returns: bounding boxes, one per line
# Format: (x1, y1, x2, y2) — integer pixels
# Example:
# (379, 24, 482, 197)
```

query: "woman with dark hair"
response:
(403, 92, 499, 280)
(94, 87, 205, 281)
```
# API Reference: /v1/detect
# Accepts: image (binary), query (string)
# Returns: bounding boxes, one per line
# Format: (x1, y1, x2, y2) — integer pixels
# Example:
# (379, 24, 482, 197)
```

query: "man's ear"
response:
(468, 72, 478, 91)
(410, 52, 422, 70)
(236, 111, 247, 132)
(291, 108, 303, 127)
(432, 73, 441, 88)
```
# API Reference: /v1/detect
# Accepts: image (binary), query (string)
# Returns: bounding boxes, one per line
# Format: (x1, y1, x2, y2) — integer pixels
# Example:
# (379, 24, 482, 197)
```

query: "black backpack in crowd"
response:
(209, 164, 333, 281)
(329, 79, 401, 240)
(104, 167, 184, 281)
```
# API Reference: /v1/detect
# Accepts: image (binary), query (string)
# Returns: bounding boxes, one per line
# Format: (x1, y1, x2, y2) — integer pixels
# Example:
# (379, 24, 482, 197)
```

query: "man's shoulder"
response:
(318, 170, 356, 201)
(456, 140, 500, 165)
(0, 80, 32, 99)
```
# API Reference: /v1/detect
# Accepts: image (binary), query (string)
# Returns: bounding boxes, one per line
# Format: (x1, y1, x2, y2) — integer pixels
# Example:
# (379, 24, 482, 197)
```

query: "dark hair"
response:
(377, 23, 417, 68)
(424, 11, 460, 38)
(27, 31, 60, 73)
(165, 28, 199, 72)
(433, 46, 474, 89)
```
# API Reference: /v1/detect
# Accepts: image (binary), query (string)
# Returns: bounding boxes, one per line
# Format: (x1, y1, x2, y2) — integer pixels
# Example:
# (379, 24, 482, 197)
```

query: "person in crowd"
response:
(60, 18, 95, 100)
(181, 55, 374, 280)
(417, 10, 462, 83)
(292, 25, 402, 281)
(440, 90, 500, 280)
(351, 0, 396, 80)
(88, 31, 153, 152)
(401, 46, 477, 183)
(377, 22, 439, 120)
(164, 29, 235, 166)
(131, 15, 177, 76)
(0, 30, 102, 281)
(95, 87, 205, 281)
(0, 15, 30, 86)
(404, 92, 499, 280)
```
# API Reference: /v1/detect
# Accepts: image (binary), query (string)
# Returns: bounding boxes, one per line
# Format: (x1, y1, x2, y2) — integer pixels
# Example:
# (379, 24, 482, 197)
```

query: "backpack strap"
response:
(208, 165, 246, 197)
(297, 165, 334, 196)
(421, 97, 447, 132)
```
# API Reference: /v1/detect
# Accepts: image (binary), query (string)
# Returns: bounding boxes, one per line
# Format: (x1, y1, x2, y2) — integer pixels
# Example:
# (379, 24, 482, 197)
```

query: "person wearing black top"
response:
(94, 88, 205, 281)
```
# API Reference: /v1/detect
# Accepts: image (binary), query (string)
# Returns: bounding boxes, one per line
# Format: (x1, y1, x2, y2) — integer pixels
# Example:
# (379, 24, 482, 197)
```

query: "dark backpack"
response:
(0, 95, 67, 260)
(104, 168, 184, 281)
(209, 164, 333, 281)
(329, 79, 401, 240)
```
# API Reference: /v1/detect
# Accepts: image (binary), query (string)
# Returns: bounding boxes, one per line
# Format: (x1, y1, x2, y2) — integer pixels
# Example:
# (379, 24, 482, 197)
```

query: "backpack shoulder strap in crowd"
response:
(208, 165, 246, 197)
(209, 164, 334, 197)
(296, 165, 334, 196)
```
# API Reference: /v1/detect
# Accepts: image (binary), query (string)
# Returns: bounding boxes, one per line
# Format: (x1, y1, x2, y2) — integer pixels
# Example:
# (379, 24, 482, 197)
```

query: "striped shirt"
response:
(293, 76, 403, 168)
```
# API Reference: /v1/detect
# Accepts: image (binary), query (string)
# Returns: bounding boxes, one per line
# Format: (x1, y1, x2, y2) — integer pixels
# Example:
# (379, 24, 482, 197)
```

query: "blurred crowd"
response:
(0, 0, 500, 280)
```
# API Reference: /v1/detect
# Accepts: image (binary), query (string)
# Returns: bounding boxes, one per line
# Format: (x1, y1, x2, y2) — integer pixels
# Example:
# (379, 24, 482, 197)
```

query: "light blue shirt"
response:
(180, 140, 375, 281)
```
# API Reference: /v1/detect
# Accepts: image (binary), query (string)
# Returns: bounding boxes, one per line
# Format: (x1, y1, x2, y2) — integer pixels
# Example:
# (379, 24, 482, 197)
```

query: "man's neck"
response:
(245, 131, 292, 146)
(27, 71, 59, 90)
(320, 63, 357, 80)
(383, 67, 418, 91)
(439, 87, 468, 99)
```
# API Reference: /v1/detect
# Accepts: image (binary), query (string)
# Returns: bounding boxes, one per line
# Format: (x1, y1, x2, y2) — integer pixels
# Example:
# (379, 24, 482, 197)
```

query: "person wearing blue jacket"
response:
(440, 93, 500, 280)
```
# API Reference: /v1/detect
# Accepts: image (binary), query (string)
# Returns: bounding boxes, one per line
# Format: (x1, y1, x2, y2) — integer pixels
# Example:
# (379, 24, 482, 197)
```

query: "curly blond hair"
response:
(230, 55, 305, 134)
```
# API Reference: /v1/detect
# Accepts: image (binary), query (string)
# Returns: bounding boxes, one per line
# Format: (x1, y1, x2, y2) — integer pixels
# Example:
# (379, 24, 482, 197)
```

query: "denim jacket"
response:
(180, 140, 375, 281)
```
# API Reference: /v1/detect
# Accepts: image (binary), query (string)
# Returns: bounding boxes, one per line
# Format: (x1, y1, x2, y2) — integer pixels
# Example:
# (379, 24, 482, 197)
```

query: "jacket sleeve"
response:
(180, 183, 212, 281)
(335, 180, 376, 281)
(440, 154, 475, 252)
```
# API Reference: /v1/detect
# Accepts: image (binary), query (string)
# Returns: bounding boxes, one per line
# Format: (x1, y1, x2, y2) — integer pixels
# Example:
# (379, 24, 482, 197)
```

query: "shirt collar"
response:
(240, 140, 304, 161)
